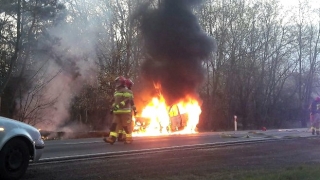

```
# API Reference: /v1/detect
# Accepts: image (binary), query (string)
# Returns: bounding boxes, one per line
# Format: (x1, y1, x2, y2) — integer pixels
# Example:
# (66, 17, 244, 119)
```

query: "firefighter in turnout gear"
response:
(117, 78, 137, 142)
(309, 96, 320, 135)
(104, 76, 134, 144)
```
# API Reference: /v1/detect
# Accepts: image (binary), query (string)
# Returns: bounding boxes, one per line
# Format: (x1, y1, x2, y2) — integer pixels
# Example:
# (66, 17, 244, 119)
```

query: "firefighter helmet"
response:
(125, 79, 134, 89)
(114, 76, 126, 88)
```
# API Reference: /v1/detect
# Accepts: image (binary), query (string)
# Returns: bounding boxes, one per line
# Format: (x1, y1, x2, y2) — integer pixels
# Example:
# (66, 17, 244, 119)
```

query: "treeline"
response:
(0, 0, 319, 131)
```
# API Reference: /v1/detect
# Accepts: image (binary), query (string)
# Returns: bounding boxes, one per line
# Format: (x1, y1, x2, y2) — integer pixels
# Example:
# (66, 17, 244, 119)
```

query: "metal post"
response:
(234, 115, 237, 131)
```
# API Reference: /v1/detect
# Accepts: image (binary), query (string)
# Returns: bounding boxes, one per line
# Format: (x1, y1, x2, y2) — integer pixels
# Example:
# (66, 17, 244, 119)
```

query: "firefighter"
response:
(104, 76, 134, 144)
(117, 78, 137, 142)
(309, 96, 320, 135)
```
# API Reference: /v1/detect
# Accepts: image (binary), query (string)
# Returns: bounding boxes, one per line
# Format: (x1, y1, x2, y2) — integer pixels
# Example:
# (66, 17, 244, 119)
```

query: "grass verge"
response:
(234, 165, 320, 180)
(150, 165, 320, 180)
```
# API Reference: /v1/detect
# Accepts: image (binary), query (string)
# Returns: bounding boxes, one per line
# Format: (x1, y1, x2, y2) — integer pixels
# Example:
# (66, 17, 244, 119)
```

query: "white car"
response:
(0, 116, 45, 180)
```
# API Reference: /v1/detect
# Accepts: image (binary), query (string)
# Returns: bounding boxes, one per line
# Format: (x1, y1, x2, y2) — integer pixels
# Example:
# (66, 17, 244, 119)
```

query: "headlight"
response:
(36, 133, 42, 141)
(33, 132, 45, 149)
(0, 127, 4, 131)
(31, 130, 42, 142)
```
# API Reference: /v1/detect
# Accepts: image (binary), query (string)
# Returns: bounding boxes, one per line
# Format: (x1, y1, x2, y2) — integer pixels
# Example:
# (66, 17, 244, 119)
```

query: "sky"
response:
(279, 0, 320, 9)
(279, 0, 320, 24)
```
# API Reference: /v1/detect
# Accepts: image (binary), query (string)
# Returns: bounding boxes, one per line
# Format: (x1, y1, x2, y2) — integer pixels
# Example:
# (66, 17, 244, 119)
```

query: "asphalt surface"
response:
(39, 128, 312, 161)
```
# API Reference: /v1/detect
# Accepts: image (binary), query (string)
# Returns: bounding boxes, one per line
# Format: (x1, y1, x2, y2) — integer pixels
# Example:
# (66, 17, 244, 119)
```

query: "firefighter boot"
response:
(118, 133, 126, 142)
(124, 139, 133, 144)
(123, 126, 132, 144)
(117, 130, 126, 142)
(312, 128, 315, 135)
(124, 134, 133, 144)
(317, 130, 320, 135)
(103, 136, 116, 145)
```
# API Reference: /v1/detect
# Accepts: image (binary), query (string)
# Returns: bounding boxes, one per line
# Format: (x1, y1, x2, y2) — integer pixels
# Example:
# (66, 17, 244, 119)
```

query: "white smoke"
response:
(34, 0, 107, 131)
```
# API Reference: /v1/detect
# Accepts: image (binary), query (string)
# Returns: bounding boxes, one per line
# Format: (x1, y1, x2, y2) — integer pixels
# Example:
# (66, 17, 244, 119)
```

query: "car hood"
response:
(0, 117, 38, 132)
(0, 116, 41, 141)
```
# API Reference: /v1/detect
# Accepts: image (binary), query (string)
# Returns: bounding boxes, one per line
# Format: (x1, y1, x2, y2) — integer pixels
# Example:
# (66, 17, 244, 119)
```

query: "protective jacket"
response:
(310, 98, 320, 135)
(310, 99, 320, 115)
(112, 87, 134, 114)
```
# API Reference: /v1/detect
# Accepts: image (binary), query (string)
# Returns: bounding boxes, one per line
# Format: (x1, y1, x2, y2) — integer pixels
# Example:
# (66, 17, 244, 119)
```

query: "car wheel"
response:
(0, 138, 30, 180)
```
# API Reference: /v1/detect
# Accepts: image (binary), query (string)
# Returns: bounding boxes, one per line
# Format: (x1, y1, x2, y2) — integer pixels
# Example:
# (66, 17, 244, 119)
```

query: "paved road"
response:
(39, 128, 313, 161)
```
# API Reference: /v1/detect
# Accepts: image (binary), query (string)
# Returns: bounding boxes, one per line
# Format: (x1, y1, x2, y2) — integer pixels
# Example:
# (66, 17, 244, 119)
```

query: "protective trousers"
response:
(111, 115, 126, 141)
(105, 114, 125, 144)
(115, 113, 133, 144)
(310, 113, 320, 135)
(106, 113, 133, 144)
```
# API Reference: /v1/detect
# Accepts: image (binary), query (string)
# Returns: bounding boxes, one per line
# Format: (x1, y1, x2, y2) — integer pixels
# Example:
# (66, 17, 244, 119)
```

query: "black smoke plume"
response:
(134, 0, 216, 105)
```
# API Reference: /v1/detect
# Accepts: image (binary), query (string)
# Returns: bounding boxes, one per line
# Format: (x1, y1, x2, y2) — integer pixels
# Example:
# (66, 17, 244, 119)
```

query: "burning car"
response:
(133, 94, 200, 135)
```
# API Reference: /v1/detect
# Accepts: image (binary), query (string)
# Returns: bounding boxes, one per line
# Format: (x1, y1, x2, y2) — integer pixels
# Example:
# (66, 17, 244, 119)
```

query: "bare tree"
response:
(0, 0, 22, 115)
(1, 0, 66, 124)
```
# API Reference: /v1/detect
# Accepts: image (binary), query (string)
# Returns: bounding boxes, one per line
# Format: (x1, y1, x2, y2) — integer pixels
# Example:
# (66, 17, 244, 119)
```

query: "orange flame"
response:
(133, 93, 201, 136)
